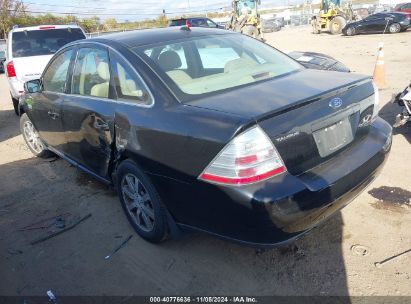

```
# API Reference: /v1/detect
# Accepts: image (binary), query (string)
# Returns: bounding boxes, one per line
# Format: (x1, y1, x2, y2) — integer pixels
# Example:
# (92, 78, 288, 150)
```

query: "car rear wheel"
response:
(389, 23, 401, 33)
(117, 160, 169, 243)
(20, 113, 53, 158)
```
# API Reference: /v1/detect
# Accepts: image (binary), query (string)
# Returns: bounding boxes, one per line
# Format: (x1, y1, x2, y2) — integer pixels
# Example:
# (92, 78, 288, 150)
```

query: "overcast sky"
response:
(23, 0, 306, 21)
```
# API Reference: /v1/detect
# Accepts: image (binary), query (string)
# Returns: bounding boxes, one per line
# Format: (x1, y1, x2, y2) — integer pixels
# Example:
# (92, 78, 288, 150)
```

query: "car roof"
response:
(11, 24, 83, 33)
(171, 17, 208, 21)
(82, 27, 234, 48)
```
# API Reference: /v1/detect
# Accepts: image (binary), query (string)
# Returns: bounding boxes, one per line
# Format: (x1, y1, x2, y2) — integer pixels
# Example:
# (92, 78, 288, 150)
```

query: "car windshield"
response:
(12, 28, 85, 58)
(136, 34, 302, 102)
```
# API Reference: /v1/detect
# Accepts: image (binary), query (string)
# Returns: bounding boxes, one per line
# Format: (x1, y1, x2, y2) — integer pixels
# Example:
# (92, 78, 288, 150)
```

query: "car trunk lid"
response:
(187, 69, 375, 175)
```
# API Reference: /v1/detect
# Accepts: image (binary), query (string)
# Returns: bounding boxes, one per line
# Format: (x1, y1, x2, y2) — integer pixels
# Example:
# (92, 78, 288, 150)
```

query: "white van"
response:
(5, 25, 86, 114)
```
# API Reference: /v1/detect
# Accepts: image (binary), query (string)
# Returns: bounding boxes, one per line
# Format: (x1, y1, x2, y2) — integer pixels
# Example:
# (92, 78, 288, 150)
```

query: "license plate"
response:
(313, 118, 354, 157)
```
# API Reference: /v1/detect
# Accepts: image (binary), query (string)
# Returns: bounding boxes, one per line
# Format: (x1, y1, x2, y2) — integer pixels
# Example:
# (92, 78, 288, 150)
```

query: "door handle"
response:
(47, 111, 60, 120)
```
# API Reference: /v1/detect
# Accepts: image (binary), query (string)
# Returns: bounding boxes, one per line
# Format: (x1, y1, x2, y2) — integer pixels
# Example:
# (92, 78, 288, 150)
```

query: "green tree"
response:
(0, 0, 26, 38)
(103, 18, 117, 31)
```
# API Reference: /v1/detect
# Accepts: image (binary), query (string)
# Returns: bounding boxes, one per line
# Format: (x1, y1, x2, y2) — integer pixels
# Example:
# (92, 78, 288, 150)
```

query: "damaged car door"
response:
(61, 46, 116, 179)
(28, 48, 75, 149)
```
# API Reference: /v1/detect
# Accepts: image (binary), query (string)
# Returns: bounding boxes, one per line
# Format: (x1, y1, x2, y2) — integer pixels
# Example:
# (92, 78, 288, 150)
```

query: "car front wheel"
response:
(20, 114, 52, 158)
(346, 26, 356, 36)
(389, 23, 401, 33)
(117, 160, 169, 243)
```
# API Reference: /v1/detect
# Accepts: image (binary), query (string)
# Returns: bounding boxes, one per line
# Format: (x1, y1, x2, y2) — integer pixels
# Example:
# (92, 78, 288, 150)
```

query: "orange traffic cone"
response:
(373, 43, 385, 89)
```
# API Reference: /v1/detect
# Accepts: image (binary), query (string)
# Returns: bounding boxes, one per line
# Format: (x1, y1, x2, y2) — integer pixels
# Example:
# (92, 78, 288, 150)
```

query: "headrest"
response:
(97, 62, 110, 81)
(158, 51, 182, 71)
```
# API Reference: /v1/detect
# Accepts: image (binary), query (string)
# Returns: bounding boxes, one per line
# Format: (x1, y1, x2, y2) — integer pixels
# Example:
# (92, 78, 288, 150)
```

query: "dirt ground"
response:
(0, 26, 410, 297)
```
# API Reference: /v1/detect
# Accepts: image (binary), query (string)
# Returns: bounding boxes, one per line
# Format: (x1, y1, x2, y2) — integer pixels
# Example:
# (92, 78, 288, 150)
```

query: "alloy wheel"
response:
(23, 121, 44, 154)
(121, 173, 155, 232)
(389, 23, 400, 33)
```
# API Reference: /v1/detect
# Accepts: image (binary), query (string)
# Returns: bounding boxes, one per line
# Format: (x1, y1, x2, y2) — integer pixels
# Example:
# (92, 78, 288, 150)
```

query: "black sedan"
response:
(20, 27, 392, 246)
(342, 12, 410, 35)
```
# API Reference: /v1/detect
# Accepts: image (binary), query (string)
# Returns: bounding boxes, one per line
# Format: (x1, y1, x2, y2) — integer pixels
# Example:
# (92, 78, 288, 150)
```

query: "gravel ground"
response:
(0, 26, 410, 297)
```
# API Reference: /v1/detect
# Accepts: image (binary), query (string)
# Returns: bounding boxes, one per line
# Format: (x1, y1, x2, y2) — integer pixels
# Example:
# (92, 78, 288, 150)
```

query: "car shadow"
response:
(0, 156, 351, 298)
(162, 173, 353, 298)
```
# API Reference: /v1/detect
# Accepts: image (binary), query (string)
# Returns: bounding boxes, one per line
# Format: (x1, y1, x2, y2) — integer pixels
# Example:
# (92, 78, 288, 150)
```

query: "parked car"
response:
(353, 8, 370, 20)
(20, 27, 392, 246)
(261, 19, 281, 33)
(0, 51, 5, 73)
(169, 17, 224, 29)
(288, 51, 350, 72)
(0, 38, 6, 50)
(273, 17, 286, 27)
(394, 2, 411, 13)
(5, 25, 86, 115)
(368, 4, 392, 14)
(342, 12, 410, 36)
(394, 2, 411, 20)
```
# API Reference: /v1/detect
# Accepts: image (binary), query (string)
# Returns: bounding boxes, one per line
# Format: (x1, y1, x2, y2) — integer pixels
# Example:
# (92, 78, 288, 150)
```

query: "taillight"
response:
(199, 126, 286, 185)
(39, 26, 56, 30)
(186, 20, 192, 28)
(6, 61, 16, 78)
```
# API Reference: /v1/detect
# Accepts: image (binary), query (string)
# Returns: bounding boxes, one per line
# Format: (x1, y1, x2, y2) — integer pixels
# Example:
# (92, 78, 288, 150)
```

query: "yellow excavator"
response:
(311, 0, 355, 34)
(226, 0, 263, 39)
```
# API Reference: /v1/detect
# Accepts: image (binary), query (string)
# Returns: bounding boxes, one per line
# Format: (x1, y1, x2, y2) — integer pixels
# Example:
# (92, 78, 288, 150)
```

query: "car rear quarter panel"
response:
(114, 103, 251, 224)
(114, 103, 249, 183)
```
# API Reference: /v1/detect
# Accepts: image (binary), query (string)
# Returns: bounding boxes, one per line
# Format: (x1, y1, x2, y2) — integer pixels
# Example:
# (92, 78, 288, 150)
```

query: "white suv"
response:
(5, 25, 86, 114)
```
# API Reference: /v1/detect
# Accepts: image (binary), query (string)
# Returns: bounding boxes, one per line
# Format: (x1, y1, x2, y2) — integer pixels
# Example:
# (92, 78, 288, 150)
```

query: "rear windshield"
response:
(135, 34, 302, 102)
(12, 28, 85, 58)
(170, 20, 186, 26)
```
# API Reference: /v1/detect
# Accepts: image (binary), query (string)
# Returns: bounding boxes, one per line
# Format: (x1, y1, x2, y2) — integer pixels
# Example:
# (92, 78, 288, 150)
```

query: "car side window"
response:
(42, 49, 74, 93)
(111, 53, 152, 105)
(365, 14, 382, 21)
(206, 20, 217, 28)
(72, 47, 110, 98)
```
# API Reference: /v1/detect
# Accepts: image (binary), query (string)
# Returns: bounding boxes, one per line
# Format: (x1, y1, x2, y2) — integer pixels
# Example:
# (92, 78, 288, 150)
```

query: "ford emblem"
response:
(329, 97, 343, 109)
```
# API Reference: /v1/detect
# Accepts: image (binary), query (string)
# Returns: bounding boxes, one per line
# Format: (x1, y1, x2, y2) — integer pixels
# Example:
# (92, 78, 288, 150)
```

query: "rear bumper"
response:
(7, 77, 24, 99)
(173, 117, 392, 247)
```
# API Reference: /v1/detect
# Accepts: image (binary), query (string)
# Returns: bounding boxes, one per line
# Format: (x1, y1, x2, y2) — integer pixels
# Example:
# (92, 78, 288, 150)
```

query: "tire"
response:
(329, 16, 346, 35)
(388, 23, 401, 34)
(346, 26, 356, 36)
(20, 113, 53, 158)
(116, 160, 169, 243)
(12, 96, 20, 116)
(242, 25, 258, 38)
(311, 19, 321, 34)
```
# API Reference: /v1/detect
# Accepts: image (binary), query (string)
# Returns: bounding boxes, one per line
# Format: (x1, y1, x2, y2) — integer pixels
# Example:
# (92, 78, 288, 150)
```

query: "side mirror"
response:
(24, 79, 42, 94)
